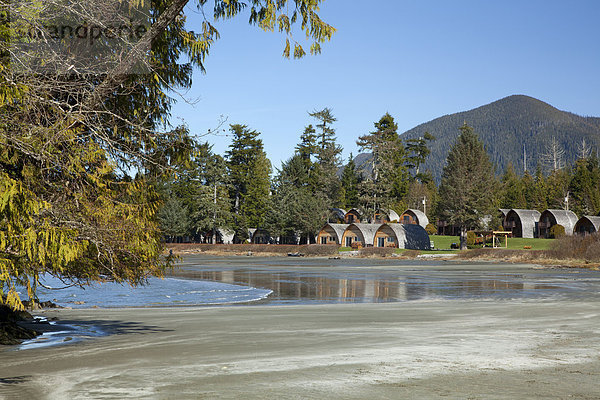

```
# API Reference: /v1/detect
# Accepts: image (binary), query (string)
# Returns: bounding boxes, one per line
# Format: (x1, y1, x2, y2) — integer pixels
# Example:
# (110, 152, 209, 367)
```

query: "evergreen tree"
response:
(545, 169, 571, 209)
(296, 125, 318, 166)
(531, 164, 548, 211)
(158, 196, 190, 243)
(521, 171, 536, 209)
(499, 163, 526, 209)
(308, 108, 344, 206)
(266, 155, 328, 243)
(569, 153, 600, 216)
(340, 154, 361, 209)
(405, 132, 436, 181)
(437, 124, 497, 249)
(226, 125, 272, 238)
(357, 113, 408, 216)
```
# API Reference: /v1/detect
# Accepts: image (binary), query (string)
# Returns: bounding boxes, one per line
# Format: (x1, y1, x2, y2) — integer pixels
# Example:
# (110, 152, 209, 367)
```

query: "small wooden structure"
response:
(474, 231, 513, 248)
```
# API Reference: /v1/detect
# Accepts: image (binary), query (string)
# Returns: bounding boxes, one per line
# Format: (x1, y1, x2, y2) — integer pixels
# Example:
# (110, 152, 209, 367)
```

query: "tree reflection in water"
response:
(170, 265, 564, 304)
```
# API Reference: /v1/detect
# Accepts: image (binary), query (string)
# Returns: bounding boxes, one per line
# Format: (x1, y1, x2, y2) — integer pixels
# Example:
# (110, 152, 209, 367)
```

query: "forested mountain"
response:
(361, 95, 600, 182)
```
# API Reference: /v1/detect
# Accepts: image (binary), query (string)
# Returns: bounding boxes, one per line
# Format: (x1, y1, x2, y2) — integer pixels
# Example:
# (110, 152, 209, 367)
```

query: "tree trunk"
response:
(460, 227, 468, 250)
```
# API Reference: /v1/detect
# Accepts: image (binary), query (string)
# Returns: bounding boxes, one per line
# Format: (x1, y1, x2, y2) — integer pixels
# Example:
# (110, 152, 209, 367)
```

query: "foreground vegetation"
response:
(0, 1, 336, 310)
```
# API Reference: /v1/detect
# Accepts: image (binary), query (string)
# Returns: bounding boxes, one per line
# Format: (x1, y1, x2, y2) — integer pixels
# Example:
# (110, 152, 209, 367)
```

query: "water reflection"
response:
(171, 267, 565, 304)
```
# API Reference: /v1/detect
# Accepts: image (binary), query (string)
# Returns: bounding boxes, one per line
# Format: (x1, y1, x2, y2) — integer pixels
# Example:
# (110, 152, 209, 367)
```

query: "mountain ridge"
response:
(389, 95, 600, 182)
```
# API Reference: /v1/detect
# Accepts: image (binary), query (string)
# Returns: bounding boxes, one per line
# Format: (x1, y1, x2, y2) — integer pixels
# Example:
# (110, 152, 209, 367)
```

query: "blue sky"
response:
(170, 0, 600, 170)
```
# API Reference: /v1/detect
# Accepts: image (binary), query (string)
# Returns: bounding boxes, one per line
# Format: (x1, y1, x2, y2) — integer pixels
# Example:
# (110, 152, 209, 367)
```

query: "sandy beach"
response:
(2, 296, 600, 399)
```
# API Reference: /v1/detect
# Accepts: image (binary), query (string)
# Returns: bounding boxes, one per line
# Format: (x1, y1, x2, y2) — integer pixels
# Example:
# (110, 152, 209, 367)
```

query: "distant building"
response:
(538, 209, 578, 238)
(504, 209, 541, 238)
(574, 216, 600, 235)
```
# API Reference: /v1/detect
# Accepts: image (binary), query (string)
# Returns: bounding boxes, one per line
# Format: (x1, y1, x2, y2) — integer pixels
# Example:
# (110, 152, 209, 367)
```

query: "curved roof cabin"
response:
(344, 208, 363, 224)
(317, 223, 349, 245)
(251, 228, 271, 244)
(341, 223, 382, 248)
(374, 224, 431, 250)
(399, 209, 429, 228)
(328, 208, 347, 223)
(574, 216, 600, 235)
(373, 209, 400, 223)
(538, 209, 578, 238)
(504, 209, 541, 238)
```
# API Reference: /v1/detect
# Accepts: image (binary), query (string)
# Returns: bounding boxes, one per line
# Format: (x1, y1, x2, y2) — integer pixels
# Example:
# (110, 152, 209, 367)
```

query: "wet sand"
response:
(2, 298, 600, 399)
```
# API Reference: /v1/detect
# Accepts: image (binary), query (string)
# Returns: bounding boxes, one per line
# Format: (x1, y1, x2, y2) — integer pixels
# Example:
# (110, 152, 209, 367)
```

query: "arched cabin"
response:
(374, 223, 431, 250)
(504, 209, 541, 238)
(344, 208, 363, 224)
(399, 209, 429, 228)
(328, 208, 347, 224)
(203, 228, 235, 244)
(538, 209, 578, 238)
(373, 209, 400, 224)
(317, 224, 348, 245)
(341, 223, 382, 248)
(574, 216, 600, 235)
(251, 229, 272, 244)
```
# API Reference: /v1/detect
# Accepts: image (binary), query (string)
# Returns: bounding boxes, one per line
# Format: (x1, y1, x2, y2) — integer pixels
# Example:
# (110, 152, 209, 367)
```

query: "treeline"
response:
(159, 108, 435, 243)
(160, 109, 600, 244)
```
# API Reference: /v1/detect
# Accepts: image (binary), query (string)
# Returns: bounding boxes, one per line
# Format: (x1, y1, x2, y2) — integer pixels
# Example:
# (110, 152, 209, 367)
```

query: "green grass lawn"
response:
(429, 235, 460, 250)
(428, 235, 555, 251)
(338, 235, 556, 254)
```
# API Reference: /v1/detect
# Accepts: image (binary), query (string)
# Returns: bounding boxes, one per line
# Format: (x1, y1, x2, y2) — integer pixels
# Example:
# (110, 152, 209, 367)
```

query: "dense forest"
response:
(160, 104, 600, 244)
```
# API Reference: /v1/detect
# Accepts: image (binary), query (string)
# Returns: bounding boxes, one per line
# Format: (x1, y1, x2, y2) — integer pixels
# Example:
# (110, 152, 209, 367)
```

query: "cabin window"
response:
(403, 215, 410, 224)
(387, 237, 395, 243)
(321, 236, 327, 245)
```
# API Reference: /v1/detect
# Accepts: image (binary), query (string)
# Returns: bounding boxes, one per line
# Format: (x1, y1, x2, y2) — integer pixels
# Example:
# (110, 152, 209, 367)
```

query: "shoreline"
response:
(167, 243, 600, 269)
(2, 259, 600, 398)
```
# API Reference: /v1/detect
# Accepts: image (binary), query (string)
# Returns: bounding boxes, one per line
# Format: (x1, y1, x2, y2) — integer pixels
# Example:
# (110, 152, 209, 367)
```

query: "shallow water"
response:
(24, 275, 272, 308)
(16, 256, 600, 350)
(173, 255, 600, 304)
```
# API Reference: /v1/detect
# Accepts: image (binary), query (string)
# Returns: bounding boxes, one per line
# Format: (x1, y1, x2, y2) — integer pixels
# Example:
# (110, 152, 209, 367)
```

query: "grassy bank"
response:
(429, 235, 555, 251)
(167, 233, 600, 268)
